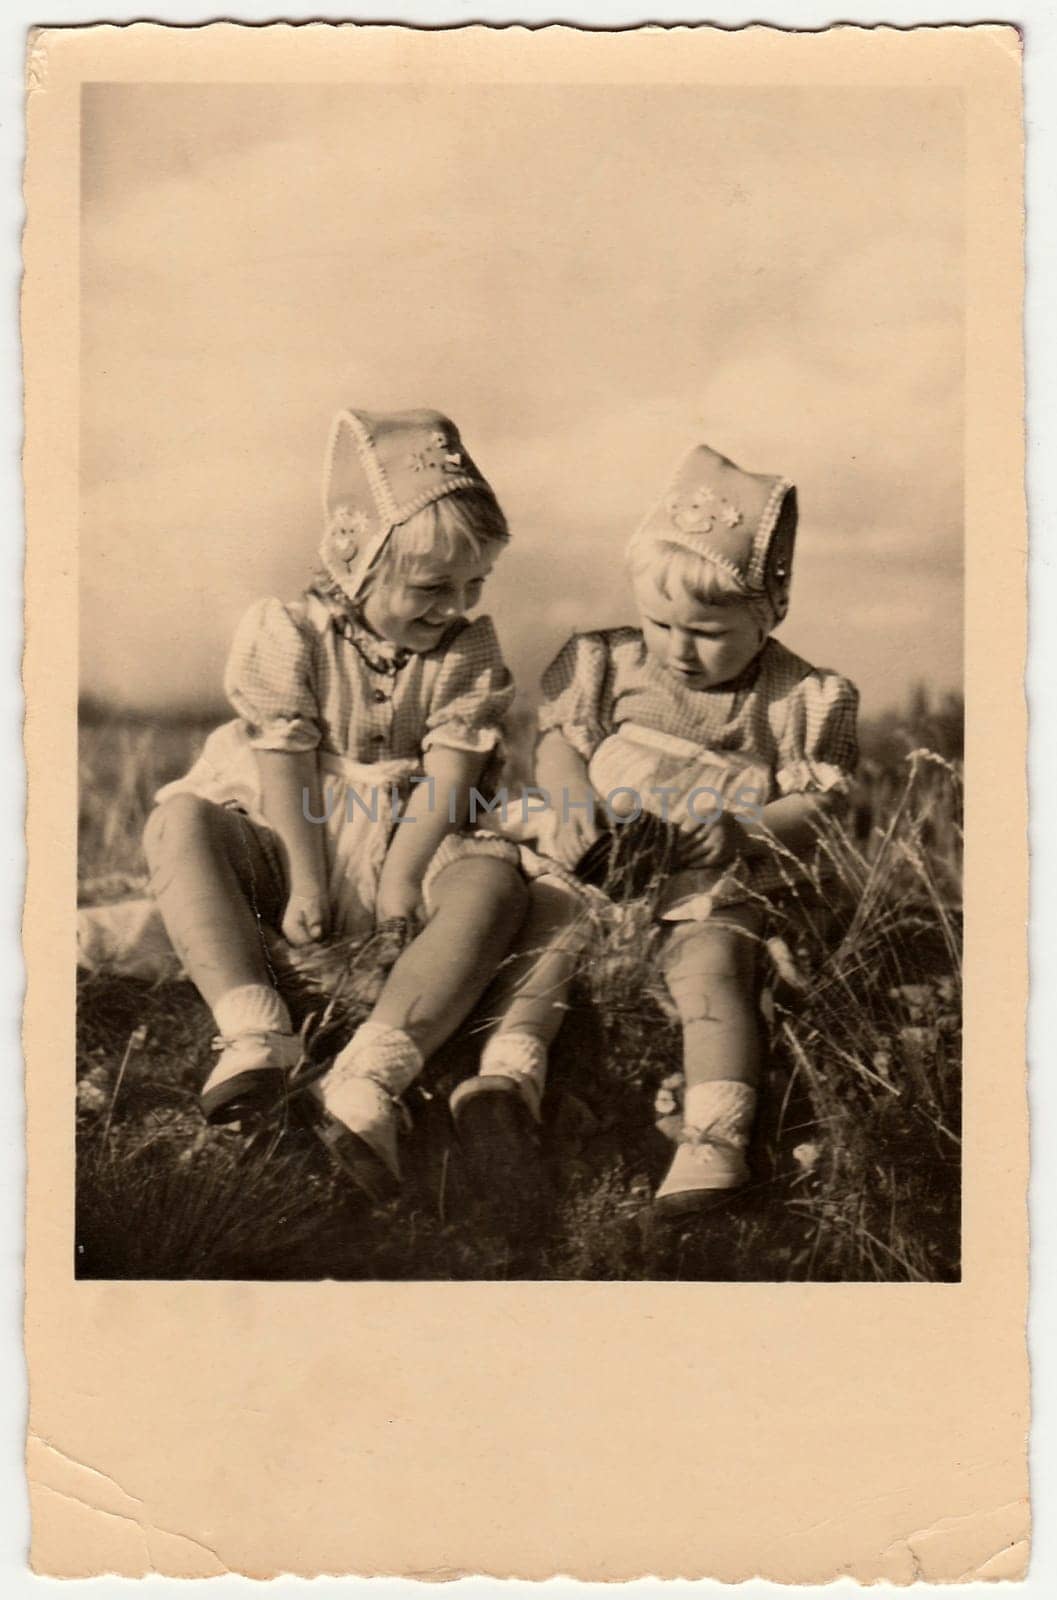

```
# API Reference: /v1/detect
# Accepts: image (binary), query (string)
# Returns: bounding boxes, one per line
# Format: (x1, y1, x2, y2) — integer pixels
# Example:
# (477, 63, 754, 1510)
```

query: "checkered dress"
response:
(224, 594, 514, 763)
(536, 628, 860, 915)
(154, 595, 523, 935)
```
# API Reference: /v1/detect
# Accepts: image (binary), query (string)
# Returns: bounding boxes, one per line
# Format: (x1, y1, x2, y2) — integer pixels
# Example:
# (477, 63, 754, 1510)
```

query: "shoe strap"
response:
(211, 1030, 285, 1052)
(360, 1074, 413, 1133)
(678, 1126, 746, 1154)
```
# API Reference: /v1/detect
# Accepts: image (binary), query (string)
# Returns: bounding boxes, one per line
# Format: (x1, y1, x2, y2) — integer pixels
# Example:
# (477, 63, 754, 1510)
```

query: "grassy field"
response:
(76, 690, 963, 1281)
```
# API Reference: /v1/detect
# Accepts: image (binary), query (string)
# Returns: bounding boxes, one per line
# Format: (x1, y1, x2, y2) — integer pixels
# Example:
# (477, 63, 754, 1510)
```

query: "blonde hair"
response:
(376, 487, 508, 584)
(311, 488, 509, 613)
(627, 533, 769, 620)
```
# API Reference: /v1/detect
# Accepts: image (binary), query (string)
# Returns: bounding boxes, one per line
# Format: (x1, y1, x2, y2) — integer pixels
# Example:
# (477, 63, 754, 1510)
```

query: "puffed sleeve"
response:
(223, 597, 321, 753)
(536, 632, 610, 762)
(422, 614, 516, 755)
(775, 669, 860, 796)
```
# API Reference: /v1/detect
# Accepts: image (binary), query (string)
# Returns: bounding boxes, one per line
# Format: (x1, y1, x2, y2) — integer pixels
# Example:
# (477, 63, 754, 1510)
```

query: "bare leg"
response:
(659, 906, 765, 1090)
(143, 794, 283, 1009)
(143, 795, 296, 1122)
(369, 856, 528, 1059)
(444, 875, 587, 1212)
(313, 857, 529, 1192)
(653, 907, 765, 1209)
(478, 877, 589, 1046)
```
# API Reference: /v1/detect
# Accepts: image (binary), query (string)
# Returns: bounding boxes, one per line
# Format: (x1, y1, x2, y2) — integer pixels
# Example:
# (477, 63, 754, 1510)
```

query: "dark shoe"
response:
(450, 1075, 546, 1213)
(298, 1078, 402, 1205)
(201, 1031, 300, 1124)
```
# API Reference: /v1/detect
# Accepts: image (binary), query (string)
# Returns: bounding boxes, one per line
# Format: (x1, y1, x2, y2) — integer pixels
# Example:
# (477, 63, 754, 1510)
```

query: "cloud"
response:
(80, 84, 963, 718)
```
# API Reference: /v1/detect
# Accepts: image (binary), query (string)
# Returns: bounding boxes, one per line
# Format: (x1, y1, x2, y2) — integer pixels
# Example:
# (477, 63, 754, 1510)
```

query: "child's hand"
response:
(282, 888, 329, 946)
(678, 812, 746, 871)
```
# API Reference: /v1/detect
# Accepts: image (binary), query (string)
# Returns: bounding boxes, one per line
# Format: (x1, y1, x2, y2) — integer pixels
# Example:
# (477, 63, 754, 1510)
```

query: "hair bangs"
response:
(628, 535, 752, 610)
(385, 488, 509, 577)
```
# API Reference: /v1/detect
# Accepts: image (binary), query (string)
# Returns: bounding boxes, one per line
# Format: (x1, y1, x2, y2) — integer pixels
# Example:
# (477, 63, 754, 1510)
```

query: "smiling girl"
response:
(516, 443, 860, 1215)
(143, 408, 538, 1201)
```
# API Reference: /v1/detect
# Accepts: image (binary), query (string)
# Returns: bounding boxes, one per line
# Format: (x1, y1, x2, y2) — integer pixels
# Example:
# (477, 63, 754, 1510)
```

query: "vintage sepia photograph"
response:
(74, 77, 964, 1283)
(24, 20, 1030, 1582)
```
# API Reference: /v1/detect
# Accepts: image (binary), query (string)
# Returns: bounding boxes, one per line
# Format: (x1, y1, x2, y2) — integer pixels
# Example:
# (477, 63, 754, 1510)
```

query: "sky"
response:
(80, 83, 963, 720)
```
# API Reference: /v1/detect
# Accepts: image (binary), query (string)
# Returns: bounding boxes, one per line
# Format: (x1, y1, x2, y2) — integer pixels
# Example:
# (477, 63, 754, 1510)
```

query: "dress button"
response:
(372, 688, 388, 704)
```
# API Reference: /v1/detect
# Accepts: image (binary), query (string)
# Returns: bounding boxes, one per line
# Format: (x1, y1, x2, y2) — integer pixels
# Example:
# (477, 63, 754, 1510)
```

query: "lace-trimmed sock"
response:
(329, 1019, 424, 1098)
(682, 1079, 757, 1145)
(213, 984, 292, 1039)
(202, 987, 297, 1124)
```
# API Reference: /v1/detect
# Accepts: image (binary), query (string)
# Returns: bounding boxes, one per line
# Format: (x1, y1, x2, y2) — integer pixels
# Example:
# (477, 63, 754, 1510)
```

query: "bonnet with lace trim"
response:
(319, 407, 501, 604)
(635, 443, 798, 627)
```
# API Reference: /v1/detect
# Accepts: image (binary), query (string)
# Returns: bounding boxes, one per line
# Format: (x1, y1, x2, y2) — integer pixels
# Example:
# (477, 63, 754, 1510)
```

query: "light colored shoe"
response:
(654, 1079, 756, 1215)
(308, 1072, 403, 1203)
(654, 1136, 750, 1216)
(201, 1031, 301, 1124)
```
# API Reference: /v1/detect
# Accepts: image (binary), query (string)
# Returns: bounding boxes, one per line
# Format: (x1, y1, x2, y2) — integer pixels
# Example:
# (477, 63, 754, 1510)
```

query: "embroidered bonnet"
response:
(636, 443, 798, 625)
(320, 408, 500, 601)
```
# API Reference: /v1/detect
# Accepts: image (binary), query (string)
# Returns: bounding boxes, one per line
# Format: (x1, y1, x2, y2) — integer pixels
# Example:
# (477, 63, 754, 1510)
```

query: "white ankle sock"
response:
(682, 1080, 756, 1146)
(214, 984, 291, 1039)
(480, 1031, 548, 1122)
(331, 1020, 423, 1098)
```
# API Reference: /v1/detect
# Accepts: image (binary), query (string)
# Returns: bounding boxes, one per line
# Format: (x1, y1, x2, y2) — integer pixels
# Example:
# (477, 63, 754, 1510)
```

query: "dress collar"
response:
(335, 614, 413, 677)
(306, 579, 413, 676)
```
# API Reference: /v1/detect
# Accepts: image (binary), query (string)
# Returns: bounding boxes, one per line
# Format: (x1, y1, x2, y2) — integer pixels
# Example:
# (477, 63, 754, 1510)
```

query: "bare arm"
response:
(536, 728, 593, 801)
(255, 748, 329, 943)
(742, 790, 845, 859)
(535, 729, 601, 866)
(375, 744, 488, 924)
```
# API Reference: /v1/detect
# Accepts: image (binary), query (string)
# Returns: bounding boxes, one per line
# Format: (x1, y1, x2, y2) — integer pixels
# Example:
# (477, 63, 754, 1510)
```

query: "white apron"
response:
(154, 720, 419, 937)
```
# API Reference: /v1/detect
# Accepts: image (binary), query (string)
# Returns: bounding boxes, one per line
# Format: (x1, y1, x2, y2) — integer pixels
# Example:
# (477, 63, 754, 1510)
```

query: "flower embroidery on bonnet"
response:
(326, 504, 372, 560)
(637, 442, 797, 626)
(319, 408, 499, 603)
(666, 486, 743, 536)
(408, 430, 465, 476)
